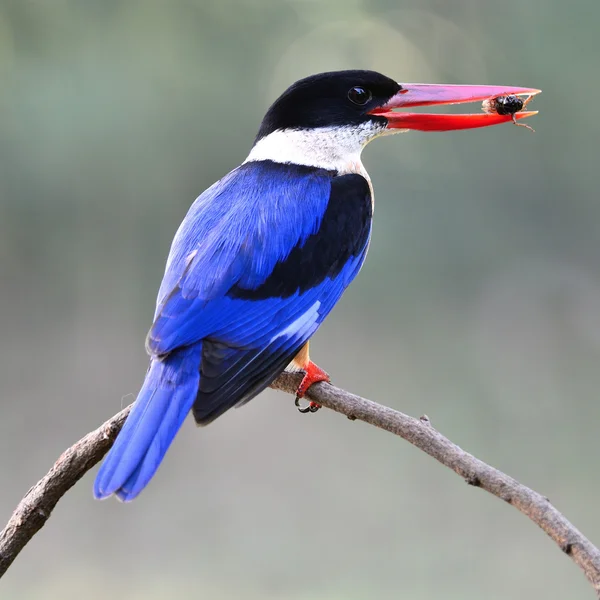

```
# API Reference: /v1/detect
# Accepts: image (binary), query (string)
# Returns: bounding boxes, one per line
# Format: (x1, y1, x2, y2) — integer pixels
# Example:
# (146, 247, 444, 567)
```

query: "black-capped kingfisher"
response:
(94, 70, 540, 501)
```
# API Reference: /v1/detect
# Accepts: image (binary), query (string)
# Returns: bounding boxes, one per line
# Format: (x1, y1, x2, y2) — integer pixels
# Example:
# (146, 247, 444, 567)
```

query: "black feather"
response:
(228, 173, 372, 300)
(193, 339, 300, 425)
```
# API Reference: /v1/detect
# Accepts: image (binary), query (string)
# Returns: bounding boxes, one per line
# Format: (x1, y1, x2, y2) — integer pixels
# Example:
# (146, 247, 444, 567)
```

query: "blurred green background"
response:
(1, 0, 599, 598)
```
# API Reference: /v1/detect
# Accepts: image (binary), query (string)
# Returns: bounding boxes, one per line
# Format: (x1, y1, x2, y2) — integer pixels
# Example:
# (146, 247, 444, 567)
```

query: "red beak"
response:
(370, 83, 541, 131)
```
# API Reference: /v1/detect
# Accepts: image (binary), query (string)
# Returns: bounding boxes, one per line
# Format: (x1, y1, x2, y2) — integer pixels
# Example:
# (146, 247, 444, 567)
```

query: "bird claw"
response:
(295, 396, 321, 414)
(293, 360, 328, 414)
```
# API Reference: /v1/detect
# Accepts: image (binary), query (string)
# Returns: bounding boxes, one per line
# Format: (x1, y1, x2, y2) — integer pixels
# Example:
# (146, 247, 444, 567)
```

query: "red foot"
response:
(295, 361, 330, 412)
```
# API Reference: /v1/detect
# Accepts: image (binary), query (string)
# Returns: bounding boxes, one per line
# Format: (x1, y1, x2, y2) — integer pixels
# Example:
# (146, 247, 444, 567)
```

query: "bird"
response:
(94, 70, 539, 502)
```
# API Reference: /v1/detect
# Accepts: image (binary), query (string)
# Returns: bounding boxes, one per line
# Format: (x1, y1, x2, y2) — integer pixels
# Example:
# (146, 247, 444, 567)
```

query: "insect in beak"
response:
(482, 94, 538, 132)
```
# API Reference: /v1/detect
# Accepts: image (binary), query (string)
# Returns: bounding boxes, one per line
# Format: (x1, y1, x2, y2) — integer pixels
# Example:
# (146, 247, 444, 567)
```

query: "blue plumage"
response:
(148, 162, 333, 354)
(94, 346, 201, 501)
(94, 69, 539, 502)
(94, 160, 372, 501)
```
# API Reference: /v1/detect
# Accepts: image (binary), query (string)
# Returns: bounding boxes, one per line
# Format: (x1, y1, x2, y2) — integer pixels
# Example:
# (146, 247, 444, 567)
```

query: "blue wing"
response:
(147, 160, 372, 424)
(95, 160, 372, 500)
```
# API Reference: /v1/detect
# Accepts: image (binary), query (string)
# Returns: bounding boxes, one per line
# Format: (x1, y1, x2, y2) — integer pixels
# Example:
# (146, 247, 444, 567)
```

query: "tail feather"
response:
(94, 345, 201, 502)
(117, 383, 195, 501)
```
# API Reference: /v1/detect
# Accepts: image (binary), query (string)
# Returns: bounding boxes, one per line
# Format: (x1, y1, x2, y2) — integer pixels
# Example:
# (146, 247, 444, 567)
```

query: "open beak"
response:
(370, 83, 541, 131)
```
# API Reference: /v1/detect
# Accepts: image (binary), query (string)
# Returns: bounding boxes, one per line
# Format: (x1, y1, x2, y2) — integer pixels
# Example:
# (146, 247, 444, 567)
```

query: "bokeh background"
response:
(1, 1, 599, 598)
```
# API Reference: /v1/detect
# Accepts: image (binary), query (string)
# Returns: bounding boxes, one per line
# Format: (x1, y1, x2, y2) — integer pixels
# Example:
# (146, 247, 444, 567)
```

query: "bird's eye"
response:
(347, 86, 372, 106)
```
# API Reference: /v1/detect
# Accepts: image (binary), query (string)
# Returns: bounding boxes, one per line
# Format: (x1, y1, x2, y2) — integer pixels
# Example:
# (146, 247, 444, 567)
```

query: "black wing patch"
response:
(193, 339, 301, 425)
(228, 173, 372, 300)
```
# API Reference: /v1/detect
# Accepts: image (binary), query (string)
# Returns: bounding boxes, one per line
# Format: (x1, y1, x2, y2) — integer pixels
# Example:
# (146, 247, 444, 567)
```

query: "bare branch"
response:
(2, 374, 600, 596)
(0, 407, 131, 577)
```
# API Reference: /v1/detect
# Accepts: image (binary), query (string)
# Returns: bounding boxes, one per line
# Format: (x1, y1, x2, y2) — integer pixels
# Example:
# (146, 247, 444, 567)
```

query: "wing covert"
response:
(148, 161, 333, 354)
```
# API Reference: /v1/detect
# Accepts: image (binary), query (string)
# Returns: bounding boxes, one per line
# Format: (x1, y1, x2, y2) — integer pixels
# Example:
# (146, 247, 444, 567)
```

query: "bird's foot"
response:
(295, 397, 322, 413)
(294, 361, 330, 414)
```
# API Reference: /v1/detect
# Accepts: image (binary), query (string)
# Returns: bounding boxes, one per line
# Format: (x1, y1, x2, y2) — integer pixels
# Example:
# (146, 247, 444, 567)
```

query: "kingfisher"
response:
(94, 70, 539, 502)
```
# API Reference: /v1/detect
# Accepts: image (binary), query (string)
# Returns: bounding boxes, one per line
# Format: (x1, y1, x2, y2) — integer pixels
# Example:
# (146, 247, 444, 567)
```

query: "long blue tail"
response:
(94, 345, 201, 502)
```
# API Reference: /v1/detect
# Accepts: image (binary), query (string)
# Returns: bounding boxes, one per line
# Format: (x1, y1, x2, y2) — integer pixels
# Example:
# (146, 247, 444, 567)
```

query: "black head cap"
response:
(255, 70, 401, 142)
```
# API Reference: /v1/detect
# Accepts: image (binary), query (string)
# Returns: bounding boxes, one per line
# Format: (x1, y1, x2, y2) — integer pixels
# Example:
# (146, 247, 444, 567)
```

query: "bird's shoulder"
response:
(158, 160, 371, 302)
(228, 164, 372, 300)
(146, 160, 373, 355)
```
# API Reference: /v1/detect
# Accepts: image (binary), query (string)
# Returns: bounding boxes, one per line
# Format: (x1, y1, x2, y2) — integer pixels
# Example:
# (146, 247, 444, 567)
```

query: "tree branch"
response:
(0, 406, 131, 578)
(2, 375, 600, 596)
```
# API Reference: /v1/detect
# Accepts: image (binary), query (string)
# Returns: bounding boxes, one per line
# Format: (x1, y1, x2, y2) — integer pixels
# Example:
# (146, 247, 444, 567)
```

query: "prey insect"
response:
(483, 94, 536, 132)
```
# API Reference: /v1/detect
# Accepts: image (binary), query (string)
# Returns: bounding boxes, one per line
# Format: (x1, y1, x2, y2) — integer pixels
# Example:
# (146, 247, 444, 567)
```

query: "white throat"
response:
(244, 122, 386, 176)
